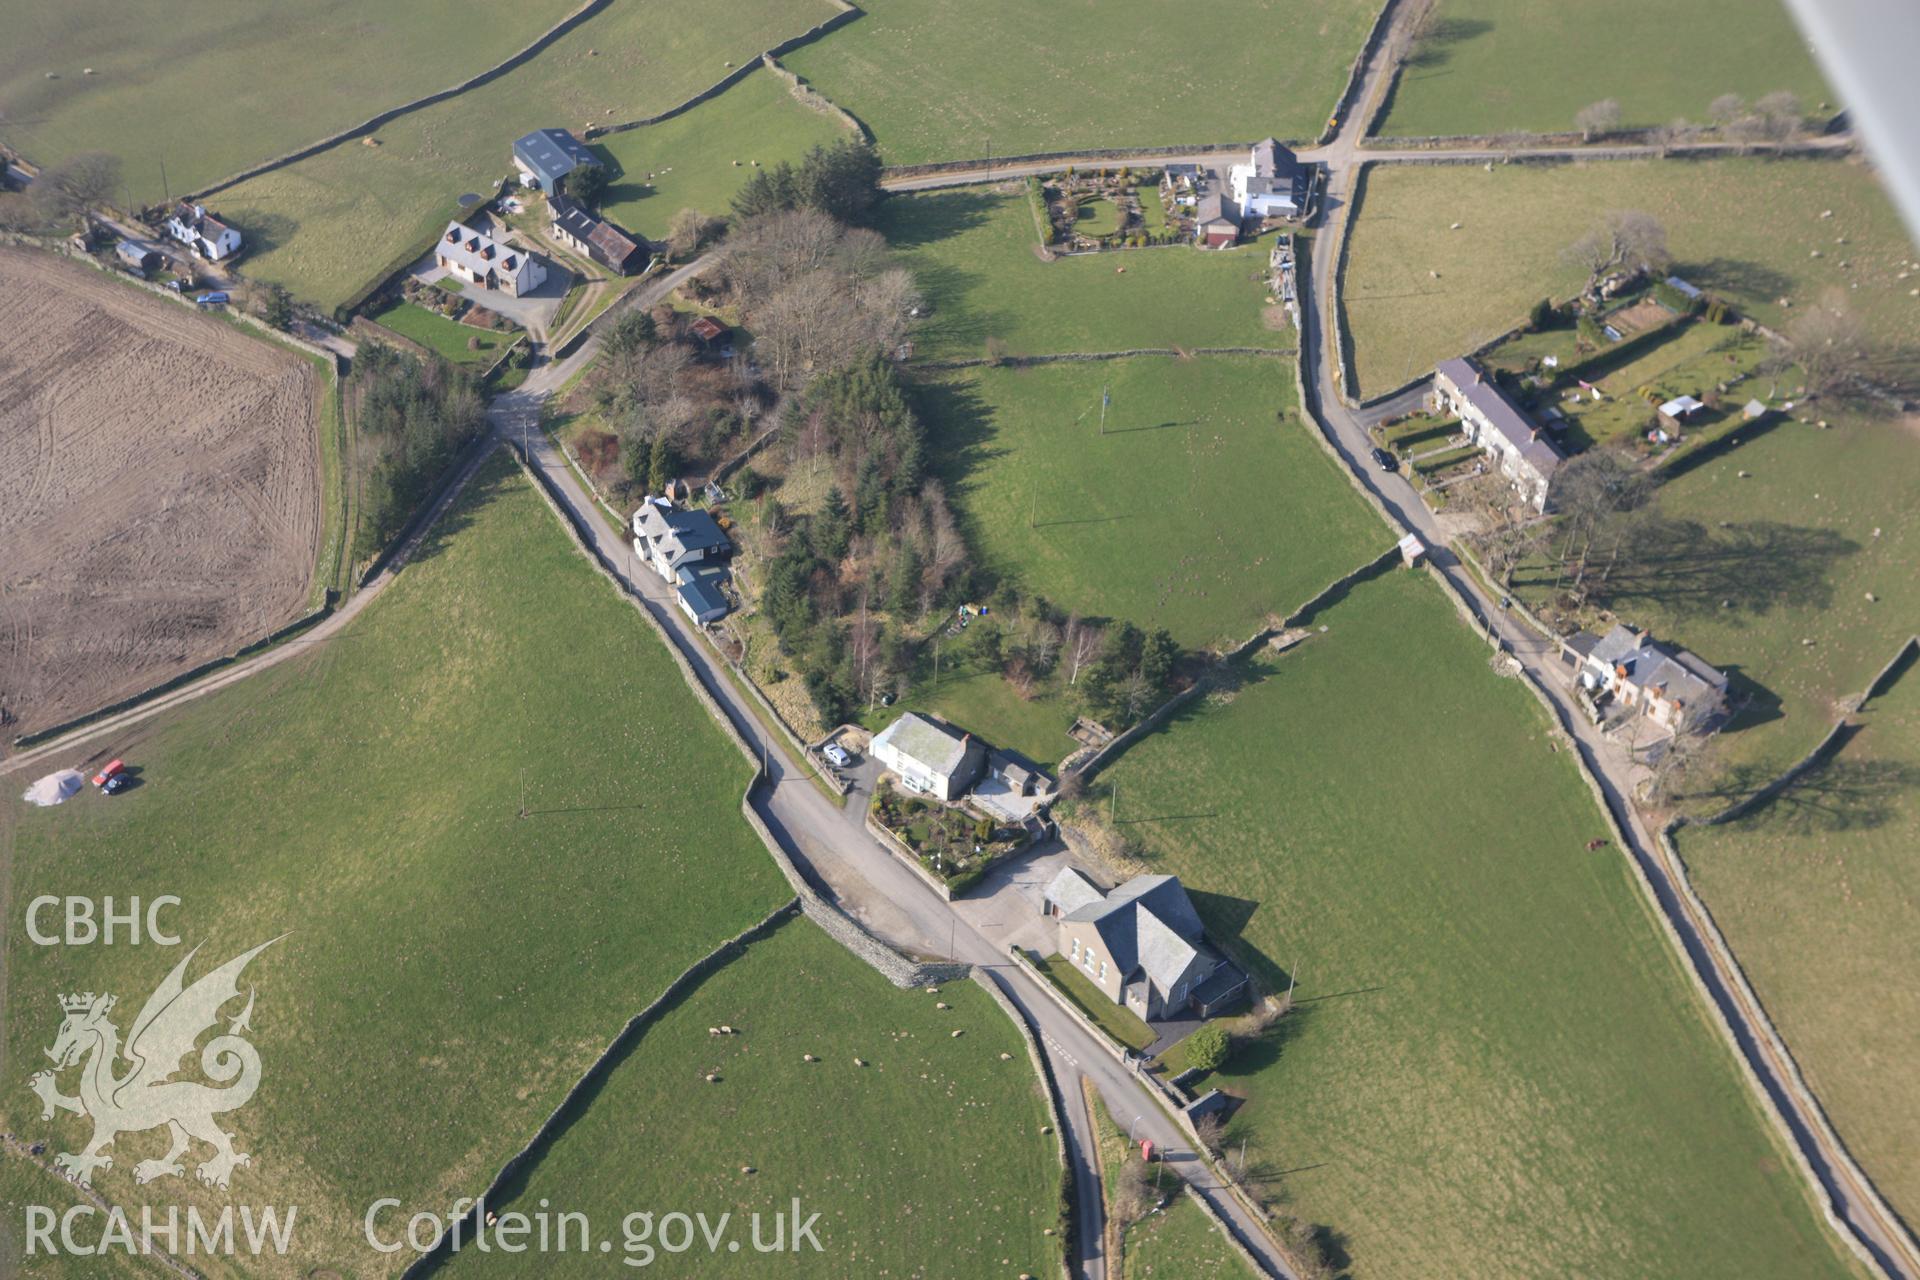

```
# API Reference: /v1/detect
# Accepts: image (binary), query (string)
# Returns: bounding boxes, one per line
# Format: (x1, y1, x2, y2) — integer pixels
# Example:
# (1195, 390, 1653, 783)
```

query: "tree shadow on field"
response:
(1402, 16, 1494, 70)
(224, 209, 299, 259)
(878, 188, 999, 249)
(1702, 729, 1920, 834)
(1593, 515, 1858, 621)
(1684, 257, 1795, 308)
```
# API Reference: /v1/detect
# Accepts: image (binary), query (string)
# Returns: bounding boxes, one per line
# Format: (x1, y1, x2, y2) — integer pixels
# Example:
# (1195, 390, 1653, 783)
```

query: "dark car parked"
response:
(1371, 446, 1398, 471)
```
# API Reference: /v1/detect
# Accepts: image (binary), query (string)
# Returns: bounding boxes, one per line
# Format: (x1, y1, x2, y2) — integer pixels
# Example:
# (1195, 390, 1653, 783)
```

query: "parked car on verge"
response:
(822, 743, 853, 768)
(103, 774, 134, 796)
(91, 758, 125, 787)
(195, 291, 229, 306)
(1371, 446, 1398, 471)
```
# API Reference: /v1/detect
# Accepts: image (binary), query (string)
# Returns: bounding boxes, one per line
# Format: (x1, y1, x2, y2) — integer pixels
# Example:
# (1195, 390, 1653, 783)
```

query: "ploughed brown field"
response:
(0, 247, 321, 739)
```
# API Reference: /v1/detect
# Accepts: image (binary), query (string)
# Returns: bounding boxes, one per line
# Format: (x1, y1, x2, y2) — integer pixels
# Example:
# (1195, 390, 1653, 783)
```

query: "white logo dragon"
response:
(28, 937, 280, 1190)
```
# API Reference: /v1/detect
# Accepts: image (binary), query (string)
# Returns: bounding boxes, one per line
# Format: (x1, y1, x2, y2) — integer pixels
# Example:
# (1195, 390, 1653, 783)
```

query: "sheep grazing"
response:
(950, 1029, 965, 1038)
(853, 1057, 866, 1067)
(705, 1073, 721, 1083)
(802, 1053, 817, 1063)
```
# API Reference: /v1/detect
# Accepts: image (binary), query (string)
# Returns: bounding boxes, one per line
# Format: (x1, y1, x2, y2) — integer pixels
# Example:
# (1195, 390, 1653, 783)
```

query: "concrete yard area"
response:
(0, 247, 324, 740)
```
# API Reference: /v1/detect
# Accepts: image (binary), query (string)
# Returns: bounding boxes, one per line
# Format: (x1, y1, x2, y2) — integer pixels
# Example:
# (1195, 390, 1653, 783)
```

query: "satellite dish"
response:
(457, 192, 483, 209)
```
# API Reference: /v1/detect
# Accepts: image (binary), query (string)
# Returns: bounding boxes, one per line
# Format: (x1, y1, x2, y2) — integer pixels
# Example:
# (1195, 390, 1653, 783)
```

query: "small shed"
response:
(115, 240, 161, 274)
(1658, 394, 1706, 426)
(1742, 398, 1770, 421)
(689, 315, 728, 346)
(1397, 532, 1427, 567)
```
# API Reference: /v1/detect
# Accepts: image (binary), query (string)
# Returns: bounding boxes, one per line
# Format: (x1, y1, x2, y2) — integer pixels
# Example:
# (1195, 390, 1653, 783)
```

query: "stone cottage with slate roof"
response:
(1434, 356, 1565, 511)
(1043, 869, 1248, 1021)
(1564, 623, 1730, 734)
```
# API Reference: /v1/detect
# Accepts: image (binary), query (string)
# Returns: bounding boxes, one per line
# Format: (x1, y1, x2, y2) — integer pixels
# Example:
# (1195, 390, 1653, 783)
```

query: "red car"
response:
(91, 758, 125, 787)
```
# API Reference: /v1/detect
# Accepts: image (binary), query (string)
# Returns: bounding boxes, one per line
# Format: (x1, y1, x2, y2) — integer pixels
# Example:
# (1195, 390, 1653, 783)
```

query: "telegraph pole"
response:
(1099, 385, 1110, 436)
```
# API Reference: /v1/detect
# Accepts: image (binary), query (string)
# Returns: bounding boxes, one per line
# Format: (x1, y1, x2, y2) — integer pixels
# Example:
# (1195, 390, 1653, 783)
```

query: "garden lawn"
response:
(858, 665, 1076, 768)
(0, 0, 578, 203)
(213, 0, 840, 309)
(1031, 952, 1156, 1052)
(0, 453, 791, 1279)
(1375, 0, 1833, 138)
(782, 0, 1376, 164)
(883, 189, 1279, 362)
(921, 356, 1385, 649)
(595, 66, 858, 241)
(1339, 155, 1920, 398)
(1676, 663, 1920, 1229)
(1097, 569, 1863, 1280)
(1074, 197, 1124, 238)
(1512, 416, 1918, 786)
(368, 298, 511, 364)
(441, 916, 1064, 1278)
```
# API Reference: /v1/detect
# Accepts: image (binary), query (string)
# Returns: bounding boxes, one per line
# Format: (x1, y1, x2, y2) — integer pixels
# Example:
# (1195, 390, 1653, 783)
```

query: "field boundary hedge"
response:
(759, 52, 872, 142)
(589, 1, 866, 138)
(915, 346, 1293, 372)
(178, 0, 632, 204)
(400, 899, 804, 1277)
(882, 141, 1272, 181)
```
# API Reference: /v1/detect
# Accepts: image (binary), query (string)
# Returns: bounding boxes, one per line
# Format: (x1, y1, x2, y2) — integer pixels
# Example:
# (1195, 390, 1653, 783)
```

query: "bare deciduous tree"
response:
(1651, 117, 1696, 156)
(1573, 98, 1621, 142)
(1564, 210, 1670, 302)
(665, 207, 715, 258)
(1066, 618, 1104, 685)
(1766, 291, 1873, 401)
(1707, 93, 1747, 131)
(1753, 90, 1803, 142)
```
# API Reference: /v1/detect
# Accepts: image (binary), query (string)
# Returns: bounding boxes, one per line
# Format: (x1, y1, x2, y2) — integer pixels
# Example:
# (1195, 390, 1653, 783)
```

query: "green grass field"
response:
(0, 1150, 176, 1278)
(213, 0, 840, 308)
(595, 67, 858, 240)
(1125, 1191, 1256, 1280)
(1677, 662, 1920, 1230)
(1, 453, 791, 1277)
(1087, 1090, 1254, 1279)
(1340, 155, 1920, 397)
(1514, 417, 1917, 787)
(441, 916, 1063, 1277)
(782, 0, 1377, 164)
(882, 189, 1283, 361)
(1375, 0, 1833, 137)
(1095, 569, 1862, 1280)
(0, 0, 579, 204)
(368, 298, 513, 364)
(921, 357, 1386, 649)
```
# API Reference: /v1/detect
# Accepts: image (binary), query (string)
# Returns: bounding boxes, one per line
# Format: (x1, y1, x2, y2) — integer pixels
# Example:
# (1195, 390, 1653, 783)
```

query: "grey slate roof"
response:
(1437, 357, 1564, 480)
(514, 128, 596, 185)
(1044, 867, 1105, 916)
(675, 570, 729, 621)
(873, 712, 975, 778)
(1064, 874, 1209, 993)
(1591, 624, 1727, 705)
(1195, 191, 1234, 226)
(438, 222, 533, 283)
(657, 508, 729, 558)
(549, 193, 599, 242)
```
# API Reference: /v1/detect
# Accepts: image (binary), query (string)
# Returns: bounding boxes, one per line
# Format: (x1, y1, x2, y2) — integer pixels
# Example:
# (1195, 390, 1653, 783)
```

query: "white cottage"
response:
(871, 713, 985, 801)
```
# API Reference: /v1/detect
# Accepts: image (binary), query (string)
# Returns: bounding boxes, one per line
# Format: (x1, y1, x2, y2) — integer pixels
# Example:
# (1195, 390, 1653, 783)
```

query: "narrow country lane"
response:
(495, 387, 1298, 1280)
